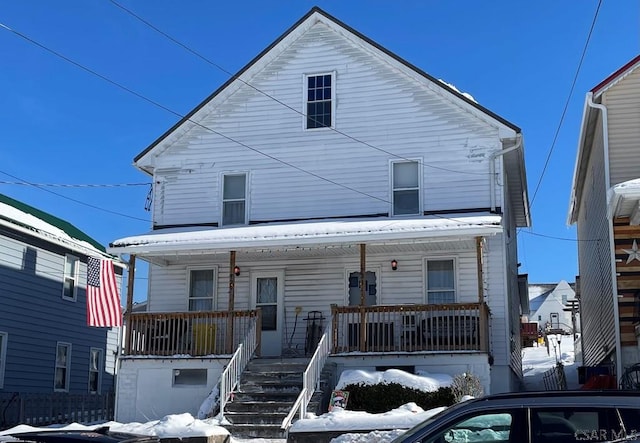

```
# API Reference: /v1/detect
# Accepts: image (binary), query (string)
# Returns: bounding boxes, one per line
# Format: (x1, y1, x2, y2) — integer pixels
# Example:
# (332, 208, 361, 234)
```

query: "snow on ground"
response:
(0, 335, 579, 443)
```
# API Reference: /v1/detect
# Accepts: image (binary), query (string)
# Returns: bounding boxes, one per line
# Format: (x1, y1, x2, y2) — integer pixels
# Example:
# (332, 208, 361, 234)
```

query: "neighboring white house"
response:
(108, 7, 531, 423)
(568, 54, 640, 380)
(528, 280, 577, 334)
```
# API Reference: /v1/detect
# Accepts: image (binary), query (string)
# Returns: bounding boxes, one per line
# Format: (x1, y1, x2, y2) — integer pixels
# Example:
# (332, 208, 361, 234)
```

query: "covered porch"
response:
(110, 215, 501, 359)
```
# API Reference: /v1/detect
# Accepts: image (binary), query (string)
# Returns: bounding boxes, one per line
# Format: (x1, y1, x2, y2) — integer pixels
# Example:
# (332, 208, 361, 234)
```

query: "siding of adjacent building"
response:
(575, 115, 617, 367)
(0, 228, 118, 394)
(605, 67, 640, 187)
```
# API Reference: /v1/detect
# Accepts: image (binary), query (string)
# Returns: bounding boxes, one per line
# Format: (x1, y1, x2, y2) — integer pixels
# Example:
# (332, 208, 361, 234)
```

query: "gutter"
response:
(490, 134, 522, 213)
(587, 92, 623, 384)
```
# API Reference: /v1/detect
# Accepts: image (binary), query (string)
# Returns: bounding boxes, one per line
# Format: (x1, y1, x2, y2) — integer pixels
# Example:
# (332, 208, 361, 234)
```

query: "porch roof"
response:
(108, 215, 502, 256)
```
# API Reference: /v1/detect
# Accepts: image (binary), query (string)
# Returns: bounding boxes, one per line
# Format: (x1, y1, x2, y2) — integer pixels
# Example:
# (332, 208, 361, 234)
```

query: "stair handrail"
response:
(281, 315, 332, 430)
(217, 315, 259, 422)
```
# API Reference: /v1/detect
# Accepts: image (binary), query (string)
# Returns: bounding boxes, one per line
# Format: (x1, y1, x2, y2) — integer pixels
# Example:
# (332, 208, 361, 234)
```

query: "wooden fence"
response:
(0, 392, 114, 431)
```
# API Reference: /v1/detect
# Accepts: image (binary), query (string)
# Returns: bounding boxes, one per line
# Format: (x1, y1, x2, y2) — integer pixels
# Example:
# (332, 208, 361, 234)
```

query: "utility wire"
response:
(107, 0, 489, 177)
(0, 180, 149, 188)
(0, 169, 150, 222)
(0, 21, 390, 206)
(529, 0, 602, 208)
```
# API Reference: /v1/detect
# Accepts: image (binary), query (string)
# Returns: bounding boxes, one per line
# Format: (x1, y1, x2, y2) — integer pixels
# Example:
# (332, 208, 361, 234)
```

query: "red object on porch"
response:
(581, 374, 618, 390)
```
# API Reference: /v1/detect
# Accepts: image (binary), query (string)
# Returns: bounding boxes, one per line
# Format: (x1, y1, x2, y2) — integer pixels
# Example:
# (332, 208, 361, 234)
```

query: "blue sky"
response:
(1, 1, 638, 301)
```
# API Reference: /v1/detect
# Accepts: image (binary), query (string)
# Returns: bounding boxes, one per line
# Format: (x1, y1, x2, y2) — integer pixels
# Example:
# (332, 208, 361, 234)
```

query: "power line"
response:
(107, 0, 490, 177)
(0, 21, 390, 206)
(0, 18, 503, 230)
(0, 169, 150, 222)
(529, 0, 602, 208)
(518, 228, 600, 243)
(0, 180, 149, 188)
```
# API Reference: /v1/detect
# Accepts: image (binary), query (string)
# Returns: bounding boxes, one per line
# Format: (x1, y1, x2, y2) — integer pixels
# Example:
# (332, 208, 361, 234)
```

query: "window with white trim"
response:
(0, 332, 7, 389)
(62, 255, 79, 301)
(222, 173, 247, 226)
(426, 259, 456, 304)
(89, 348, 103, 394)
(392, 160, 420, 215)
(305, 73, 333, 129)
(189, 269, 215, 311)
(54, 342, 71, 392)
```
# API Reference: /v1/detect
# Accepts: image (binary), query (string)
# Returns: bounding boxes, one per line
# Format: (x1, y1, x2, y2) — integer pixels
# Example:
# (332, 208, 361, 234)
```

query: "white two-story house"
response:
(108, 7, 530, 423)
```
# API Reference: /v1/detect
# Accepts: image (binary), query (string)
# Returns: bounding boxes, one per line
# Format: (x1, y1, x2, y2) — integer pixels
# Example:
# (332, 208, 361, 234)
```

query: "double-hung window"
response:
(306, 73, 333, 129)
(426, 259, 456, 304)
(222, 173, 247, 226)
(54, 342, 71, 392)
(189, 269, 215, 311)
(89, 348, 103, 394)
(392, 160, 420, 215)
(63, 255, 79, 301)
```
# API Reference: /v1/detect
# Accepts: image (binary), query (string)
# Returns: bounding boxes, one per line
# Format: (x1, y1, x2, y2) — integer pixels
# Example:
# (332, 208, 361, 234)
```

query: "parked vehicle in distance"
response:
(5, 427, 159, 443)
(391, 390, 640, 443)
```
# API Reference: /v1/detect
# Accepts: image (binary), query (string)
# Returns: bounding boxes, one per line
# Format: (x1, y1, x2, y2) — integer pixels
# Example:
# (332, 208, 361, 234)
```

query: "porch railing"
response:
(218, 314, 260, 422)
(281, 315, 332, 430)
(125, 310, 261, 356)
(331, 302, 489, 353)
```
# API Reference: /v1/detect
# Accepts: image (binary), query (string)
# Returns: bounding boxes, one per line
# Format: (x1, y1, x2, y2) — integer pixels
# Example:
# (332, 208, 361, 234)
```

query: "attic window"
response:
(306, 73, 333, 129)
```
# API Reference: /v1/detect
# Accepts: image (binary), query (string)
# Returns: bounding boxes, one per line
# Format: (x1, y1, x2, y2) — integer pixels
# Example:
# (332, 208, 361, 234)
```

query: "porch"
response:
(123, 302, 489, 357)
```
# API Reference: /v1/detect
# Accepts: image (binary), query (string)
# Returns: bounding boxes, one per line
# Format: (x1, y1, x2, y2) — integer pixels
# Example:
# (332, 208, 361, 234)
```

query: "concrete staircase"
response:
(221, 357, 330, 439)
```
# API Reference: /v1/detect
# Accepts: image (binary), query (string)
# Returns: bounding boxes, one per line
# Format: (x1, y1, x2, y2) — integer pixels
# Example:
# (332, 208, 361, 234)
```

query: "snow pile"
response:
(336, 369, 452, 392)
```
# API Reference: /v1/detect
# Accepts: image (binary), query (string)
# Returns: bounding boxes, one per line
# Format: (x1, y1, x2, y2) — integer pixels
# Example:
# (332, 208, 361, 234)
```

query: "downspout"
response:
(490, 134, 522, 213)
(587, 92, 623, 382)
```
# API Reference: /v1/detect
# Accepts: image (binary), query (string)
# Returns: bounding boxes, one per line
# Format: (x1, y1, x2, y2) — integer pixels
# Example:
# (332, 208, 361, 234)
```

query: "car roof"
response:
(461, 390, 640, 408)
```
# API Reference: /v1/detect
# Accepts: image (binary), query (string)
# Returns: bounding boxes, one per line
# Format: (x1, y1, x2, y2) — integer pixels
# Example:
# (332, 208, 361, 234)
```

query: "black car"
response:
(6, 427, 159, 443)
(391, 390, 640, 443)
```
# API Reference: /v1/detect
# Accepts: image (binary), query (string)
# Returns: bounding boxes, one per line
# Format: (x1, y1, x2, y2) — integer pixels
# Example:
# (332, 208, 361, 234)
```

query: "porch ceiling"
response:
(107, 215, 502, 264)
(608, 179, 640, 220)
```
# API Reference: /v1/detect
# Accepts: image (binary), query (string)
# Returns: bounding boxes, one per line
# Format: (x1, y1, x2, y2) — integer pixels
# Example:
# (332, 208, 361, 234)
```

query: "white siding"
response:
(576, 118, 617, 366)
(605, 67, 640, 186)
(146, 243, 483, 351)
(150, 22, 503, 227)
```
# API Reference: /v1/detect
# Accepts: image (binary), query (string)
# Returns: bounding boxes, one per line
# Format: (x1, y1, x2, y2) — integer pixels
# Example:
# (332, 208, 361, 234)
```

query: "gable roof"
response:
(134, 6, 521, 167)
(568, 54, 640, 223)
(591, 54, 640, 97)
(0, 193, 107, 255)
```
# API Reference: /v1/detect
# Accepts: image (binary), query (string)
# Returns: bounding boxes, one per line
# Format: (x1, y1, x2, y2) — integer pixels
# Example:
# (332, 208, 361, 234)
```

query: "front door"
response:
(348, 271, 377, 306)
(251, 270, 284, 356)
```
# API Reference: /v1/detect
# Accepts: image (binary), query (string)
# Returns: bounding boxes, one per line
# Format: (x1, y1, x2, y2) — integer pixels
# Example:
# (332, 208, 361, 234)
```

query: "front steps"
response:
(221, 357, 328, 439)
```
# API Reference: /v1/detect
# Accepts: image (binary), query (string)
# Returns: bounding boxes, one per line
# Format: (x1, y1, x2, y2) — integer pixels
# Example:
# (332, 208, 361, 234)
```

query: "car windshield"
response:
(389, 400, 473, 442)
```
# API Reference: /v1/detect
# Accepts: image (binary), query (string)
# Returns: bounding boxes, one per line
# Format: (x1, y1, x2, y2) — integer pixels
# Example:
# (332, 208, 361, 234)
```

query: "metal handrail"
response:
(281, 316, 332, 430)
(217, 316, 258, 422)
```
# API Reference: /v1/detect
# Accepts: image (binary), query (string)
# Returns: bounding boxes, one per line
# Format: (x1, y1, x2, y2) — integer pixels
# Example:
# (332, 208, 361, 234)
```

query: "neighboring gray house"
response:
(108, 7, 530, 425)
(0, 193, 122, 400)
(528, 280, 577, 333)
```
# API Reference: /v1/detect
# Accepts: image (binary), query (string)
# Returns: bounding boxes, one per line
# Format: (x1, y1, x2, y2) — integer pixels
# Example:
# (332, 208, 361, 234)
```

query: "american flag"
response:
(87, 256, 123, 327)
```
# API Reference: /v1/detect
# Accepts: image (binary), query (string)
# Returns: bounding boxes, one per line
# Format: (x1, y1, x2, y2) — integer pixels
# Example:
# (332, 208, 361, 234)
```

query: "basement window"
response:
(173, 368, 207, 386)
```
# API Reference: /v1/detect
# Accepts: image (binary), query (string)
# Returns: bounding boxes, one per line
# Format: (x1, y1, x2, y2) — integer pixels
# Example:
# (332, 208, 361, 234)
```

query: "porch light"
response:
(391, 259, 398, 271)
(234, 265, 241, 276)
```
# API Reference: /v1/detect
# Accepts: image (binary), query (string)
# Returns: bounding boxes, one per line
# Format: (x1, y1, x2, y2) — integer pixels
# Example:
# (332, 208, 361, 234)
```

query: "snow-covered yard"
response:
(0, 336, 579, 443)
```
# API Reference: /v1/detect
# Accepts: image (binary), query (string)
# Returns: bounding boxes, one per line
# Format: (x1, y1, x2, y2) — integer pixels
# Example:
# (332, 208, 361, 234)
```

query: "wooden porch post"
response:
(475, 237, 490, 352)
(476, 237, 484, 303)
(124, 254, 136, 355)
(359, 243, 366, 351)
(226, 251, 236, 353)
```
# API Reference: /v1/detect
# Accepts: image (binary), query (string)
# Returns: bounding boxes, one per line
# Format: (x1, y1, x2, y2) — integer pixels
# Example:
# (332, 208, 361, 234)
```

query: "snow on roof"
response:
(0, 194, 109, 257)
(109, 215, 502, 254)
(438, 79, 477, 103)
